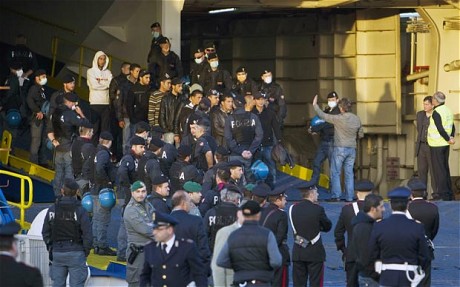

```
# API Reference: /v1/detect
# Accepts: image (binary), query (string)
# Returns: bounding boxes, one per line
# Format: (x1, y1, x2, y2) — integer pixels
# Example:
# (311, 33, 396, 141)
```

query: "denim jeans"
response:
(92, 195, 112, 249)
(50, 251, 87, 287)
(330, 147, 356, 201)
(257, 146, 277, 188)
(122, 117, 131, 148)
(358, 275, 379, 287)
(53, 151, 74, 196)
(29, 118, 47, 164)
(310, 140, 333, 185)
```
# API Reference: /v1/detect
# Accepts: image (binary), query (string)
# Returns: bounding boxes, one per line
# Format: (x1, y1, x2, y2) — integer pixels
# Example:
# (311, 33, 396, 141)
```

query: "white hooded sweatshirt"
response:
(87, 50, 113, 105)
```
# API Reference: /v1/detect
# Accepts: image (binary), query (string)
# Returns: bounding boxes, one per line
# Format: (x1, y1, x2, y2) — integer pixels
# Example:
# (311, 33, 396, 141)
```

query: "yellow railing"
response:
(50, 36, 130, 88)
(0, 169, 34, 230)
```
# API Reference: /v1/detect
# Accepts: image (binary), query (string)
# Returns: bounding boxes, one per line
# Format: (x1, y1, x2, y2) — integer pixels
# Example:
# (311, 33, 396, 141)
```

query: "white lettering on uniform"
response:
(162, 151, 167, 159)
(209, 216, 216, 226)
(213, 195, 219, 205)
(179, 172, 185, 180)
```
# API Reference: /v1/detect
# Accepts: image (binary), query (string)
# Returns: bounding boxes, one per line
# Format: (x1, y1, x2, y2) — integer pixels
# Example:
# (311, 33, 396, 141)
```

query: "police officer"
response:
(290, 183, 332, 286)
(137, 138, 164, 192)
(151, 126, 178, 178)
(334, 179, 374, 287)
(232, 66, 258, 104)
(26, 69, 49, 165)
(407, 178, 440, 287)
(149, 37, 183, 87)
(6, 34, 38, 85)
(92, 131, 117, 256)
(309, 91, 340, 186)
(147, 22, 163, 77)
(203, 184, 242, 253)
(117, 135, 146, 262)
(71, 122, 94, 192)
(202, 145, 230, 193)
(0, 221, 43, 287)
(259, 70, 287, 127)
(190, 117, 214, 172)
(190, 48, 208, 86)
(224, 103, 263, 182)
(148, 175, 171, 214)
(169, 145, 203, 192)
(124, 121, 149, 155)
(227, 160, 247, 189)
(217, 200, 282, 287)
(260, 188, 290, 287)
(200, 168, 230, 216)
(201, 52, 233, 93)
(124, 181, 155, 287)
(250, 182, 269, 207)
(170, 191, 211, 274)
(140, 212, 208, 287)
(42, 178, 92, 287)
(48, 92, 91, 196)
(48, 74, 76, 118)
(369, 187, 429, 287)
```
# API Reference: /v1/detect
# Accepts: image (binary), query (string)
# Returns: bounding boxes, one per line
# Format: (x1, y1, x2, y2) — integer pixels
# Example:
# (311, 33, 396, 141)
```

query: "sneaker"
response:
(96, 247, 117, 256)
(117, 256, 126, 262)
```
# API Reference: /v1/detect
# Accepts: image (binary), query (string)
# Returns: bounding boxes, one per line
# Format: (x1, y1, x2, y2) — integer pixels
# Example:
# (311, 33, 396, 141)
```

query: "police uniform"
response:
(42, 178, 92, 287)
(224, 108, 263, 181)
(259, 189, 290, 287)
(369, 187, 429, 287)
(201, 53, 233, 93)
(199, 181, 225, 217)
(334, 180, 374, 287)
(407, 178, 440, 287)
(191, 132, 213, 173)
(0, 221, 43, 287)
(259, 71, 286, 126)
(290, 184, 332, 287)
(204, 200, 239, 253)
(158, 141, 177, 178)
(124, 181, 156, 286)
(190, 48, 208, 86)
(140, 212, 208, 287)
(70, 121, 94, 184)
(148, 175, 171, 214)
(169, 145, 203, 192)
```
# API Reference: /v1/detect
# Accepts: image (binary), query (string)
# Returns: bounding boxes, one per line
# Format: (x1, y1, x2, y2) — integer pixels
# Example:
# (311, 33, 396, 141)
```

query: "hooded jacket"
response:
(87, 51, 113, 105)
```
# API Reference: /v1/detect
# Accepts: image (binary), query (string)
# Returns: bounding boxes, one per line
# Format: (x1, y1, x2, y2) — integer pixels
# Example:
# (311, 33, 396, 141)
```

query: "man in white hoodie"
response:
(87, 51, 113, 140)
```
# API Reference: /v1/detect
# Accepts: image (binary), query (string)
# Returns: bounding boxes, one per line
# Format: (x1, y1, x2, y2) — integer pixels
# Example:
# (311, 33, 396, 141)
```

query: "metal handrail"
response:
(50, 36, 130, 87)
(0, 170, 34, 230)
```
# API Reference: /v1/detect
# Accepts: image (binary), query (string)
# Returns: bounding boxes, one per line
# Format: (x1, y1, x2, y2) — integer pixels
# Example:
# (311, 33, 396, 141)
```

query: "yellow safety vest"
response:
(427, 105, 453, 147)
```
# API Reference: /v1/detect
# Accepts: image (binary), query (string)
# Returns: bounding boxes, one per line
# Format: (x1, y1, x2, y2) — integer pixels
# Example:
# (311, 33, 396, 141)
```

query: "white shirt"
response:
(162, 235, 176, 254)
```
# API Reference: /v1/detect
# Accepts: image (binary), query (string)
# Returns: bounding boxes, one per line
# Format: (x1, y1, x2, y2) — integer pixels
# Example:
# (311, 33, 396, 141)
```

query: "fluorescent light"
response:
(208, 8, 237, 14)
(400, 12, 420, 18)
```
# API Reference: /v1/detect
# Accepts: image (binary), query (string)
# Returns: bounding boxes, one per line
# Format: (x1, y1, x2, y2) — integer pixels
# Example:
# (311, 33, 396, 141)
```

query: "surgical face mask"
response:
(71, 105, 77, 111)
(152, 31, 160, 38)
(263, 76, 272, 84)
(16, 69, 23, 78)
(195, 57, 203, 64)
(210, 61, 219, 69)
(328, 101, 337, 109)
(39, 77, 47, 86)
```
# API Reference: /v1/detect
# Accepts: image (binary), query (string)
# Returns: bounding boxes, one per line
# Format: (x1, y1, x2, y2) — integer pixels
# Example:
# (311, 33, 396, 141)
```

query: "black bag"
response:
(271, 143, 295, 168)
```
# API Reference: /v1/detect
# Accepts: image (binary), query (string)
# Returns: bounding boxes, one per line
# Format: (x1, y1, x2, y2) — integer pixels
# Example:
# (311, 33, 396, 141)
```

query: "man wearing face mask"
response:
(308, 91, 340, 187)
(259, 70, 287, 128)
(147, 22, 163, 79)
(202, 53, 233, 93)
(149, 37, 183, 88)
(232, 66, 258, 105)
(26, 69, 49, 165)
(47, 92, 91, 196)
(190, 48, 208, 86)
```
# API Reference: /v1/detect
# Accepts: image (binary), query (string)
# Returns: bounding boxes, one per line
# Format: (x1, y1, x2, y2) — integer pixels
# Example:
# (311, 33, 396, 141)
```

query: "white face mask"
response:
(210, 61, 219, 69)
(16, 69, 23, 78)
(328, 101, 337, 109)
(71, 105, 77, 111)
(152, 31, 160, 38)
(195, 58, 203, 64)
(263, 76, 272, 84)
(39, 78, 47, 86)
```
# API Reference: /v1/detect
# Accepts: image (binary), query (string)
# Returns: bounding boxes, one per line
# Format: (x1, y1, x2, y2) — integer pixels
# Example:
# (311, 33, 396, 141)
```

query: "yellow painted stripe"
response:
(278, 164, 329, 189)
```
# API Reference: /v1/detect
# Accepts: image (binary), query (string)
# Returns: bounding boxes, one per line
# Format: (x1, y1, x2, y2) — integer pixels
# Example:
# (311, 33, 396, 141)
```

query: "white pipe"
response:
(375, 136, 384, 189)
(444, 60, 460, 72)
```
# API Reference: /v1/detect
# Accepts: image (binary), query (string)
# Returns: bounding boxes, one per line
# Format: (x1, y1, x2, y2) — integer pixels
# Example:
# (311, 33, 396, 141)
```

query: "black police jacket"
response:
(334, 200, 364, 262)
(71, 137, 93, 176)
(252, 106, 282, 147)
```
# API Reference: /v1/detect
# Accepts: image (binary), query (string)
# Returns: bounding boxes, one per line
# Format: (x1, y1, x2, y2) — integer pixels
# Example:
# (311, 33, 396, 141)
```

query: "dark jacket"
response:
(149, 50, 183, 85)
(138, 151, 162, 192)
(159, 92, 186, 133)
(350, 211, 379, 280)
(71, 137, 93, 177)
(224, 108, 263, 155)
(334, 200, 364, 262)
(311, 106, 340, 141)
(232, 78, 258, 102)
(260, 203, 290, 265)
(94, 144, 116, 187)
(290, 200, 332, 262)
(210, 108, 231, 147)
(202, 68, 233, 93)
(147, 192, 171, 214)
(0, 255, 43, 287)
(259, 81, 286, 121)
(252, 106, 282, 147)
(203, 202, 238, 252)
(415, 110, 430, 156)
(408, 199, 439, 241)
(171, 209, 211, 273)
(158, 142, 177, 177)
(169, 159, 203, 192)
(108, 73, 127, 116)
(126, 82, 150, 124)
(26, 83, 46, 114)
(140, 238, 208, 287)
(42, 196, 93, 256)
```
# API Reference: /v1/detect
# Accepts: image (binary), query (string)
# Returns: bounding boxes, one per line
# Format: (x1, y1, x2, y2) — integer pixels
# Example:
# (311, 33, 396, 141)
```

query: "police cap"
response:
(153, 211, 178, 229)
(131, 180, 146, 192)
(150, 22, 161, 28)
(241, 200, 261, 216)
(62, 74, 76, 84)
(253, 91, 264, 99)
(183, 181, 202, 193)
(204, 41, 215, 50)
(251, 183, 270, 197)
(206, 89, 220, 97)
(227, 160, 243, 168)
(355, 180, 374, 192)
(34, 69, 46, 77)
(0, 221, 20, 238)
(268, 187, 288, 198)
(63, 92, 79, 103)
(244, 183, 256, 192)
(152, 175, 169, 186)
(236, 66, 247, 74)
(149, 137, 164, 149)
(178, 145, 192, 157)
(130, 136, 146, 146)
(407, 178, 427, 191)
(327, 91, 339, 99)
(100, 131, 113, 141)
(388, 186, 411, 200)
(299, 181, 317, 190)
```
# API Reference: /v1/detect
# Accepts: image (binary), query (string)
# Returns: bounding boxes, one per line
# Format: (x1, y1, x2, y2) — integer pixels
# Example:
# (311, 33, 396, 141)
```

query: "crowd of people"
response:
(0, 24, 451, 287)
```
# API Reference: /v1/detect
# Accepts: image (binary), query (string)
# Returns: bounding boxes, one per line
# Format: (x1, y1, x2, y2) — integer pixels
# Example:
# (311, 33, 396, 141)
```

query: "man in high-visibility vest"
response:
(427, 91, 456, 201)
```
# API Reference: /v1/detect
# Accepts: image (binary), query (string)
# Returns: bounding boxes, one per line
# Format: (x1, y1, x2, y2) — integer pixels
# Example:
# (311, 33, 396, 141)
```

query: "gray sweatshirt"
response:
(314, 104, 364, 148)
